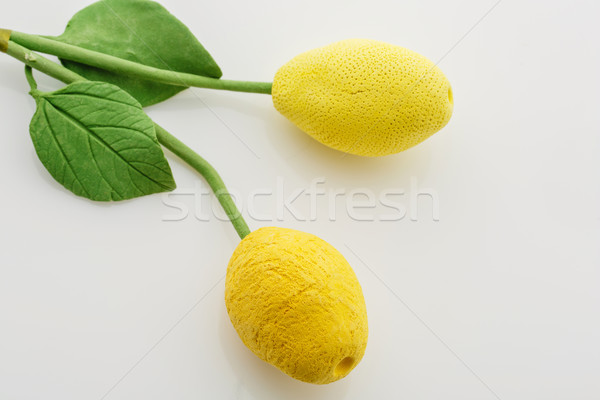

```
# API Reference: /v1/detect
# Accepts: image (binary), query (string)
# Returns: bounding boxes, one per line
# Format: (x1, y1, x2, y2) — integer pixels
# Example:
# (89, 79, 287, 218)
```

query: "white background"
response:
(1, 0, 599, 399)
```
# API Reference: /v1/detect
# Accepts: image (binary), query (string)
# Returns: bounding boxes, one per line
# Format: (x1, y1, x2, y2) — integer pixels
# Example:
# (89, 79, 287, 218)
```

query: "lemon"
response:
(272, 39, 453, 157)
(225, 227, 368, 384)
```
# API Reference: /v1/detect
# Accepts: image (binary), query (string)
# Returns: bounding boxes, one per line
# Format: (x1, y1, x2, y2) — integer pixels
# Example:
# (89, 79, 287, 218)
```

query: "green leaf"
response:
(29, 80, 177, 201)
(55, 0, 222, 107)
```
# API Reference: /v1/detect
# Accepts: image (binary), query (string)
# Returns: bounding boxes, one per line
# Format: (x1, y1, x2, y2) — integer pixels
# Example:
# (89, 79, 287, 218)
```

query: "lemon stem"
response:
(154, 124, 250, 239)
(9, 31, 272, 95)
(3, 40, 251, 239)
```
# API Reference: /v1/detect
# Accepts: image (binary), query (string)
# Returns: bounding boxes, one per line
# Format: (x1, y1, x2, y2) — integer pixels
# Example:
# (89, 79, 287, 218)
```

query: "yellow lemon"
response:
(225, 227, 368, 384)
(272, 39, 453, 157)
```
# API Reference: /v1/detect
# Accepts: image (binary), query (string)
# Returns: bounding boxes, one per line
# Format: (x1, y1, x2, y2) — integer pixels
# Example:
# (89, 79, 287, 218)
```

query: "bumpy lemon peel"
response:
(272, 39, 453, 157)
(225, 227, 368, 384)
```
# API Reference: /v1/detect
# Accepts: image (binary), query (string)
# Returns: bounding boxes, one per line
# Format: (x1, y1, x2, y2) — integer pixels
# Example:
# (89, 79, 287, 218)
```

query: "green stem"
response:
(4, 40, 250, 239)
(24, 65, 37, 91)
(10, 31, 272, 95)
(154, 125, 250, 239)
(6, 39, 85, 84)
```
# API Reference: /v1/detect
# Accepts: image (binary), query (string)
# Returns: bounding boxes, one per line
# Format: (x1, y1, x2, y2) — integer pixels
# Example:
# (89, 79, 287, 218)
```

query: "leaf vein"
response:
(41, 102, 92, 198)
(86, 134, 125, 200)
(85, 125, 155, 141)
(47, 102, 173, 191)
(46, 90, 139, 110)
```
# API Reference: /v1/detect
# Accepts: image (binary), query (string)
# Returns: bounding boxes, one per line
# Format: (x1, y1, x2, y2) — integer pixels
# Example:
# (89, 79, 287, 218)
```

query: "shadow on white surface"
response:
(265, 112, 437, 184)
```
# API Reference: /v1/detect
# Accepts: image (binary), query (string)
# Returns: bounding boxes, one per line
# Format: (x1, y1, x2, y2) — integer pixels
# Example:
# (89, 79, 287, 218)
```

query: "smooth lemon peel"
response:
(272, 39, 453, 157)
(225, 227, 368, 384)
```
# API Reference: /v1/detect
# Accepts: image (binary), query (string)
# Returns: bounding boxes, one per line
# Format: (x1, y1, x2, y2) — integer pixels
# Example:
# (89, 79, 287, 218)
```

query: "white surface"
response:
(1, 0, 599, 399)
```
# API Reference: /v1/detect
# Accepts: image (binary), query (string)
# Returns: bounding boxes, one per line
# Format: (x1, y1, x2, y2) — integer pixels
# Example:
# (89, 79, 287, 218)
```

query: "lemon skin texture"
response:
(272, 39, 453, 157)
(225, 227, 368, 384)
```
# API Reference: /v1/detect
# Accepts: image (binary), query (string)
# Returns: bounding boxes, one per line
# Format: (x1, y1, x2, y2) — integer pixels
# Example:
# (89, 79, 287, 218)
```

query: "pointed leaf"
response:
(29, 81, 176, 201)
(55, 0, 222, 106)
